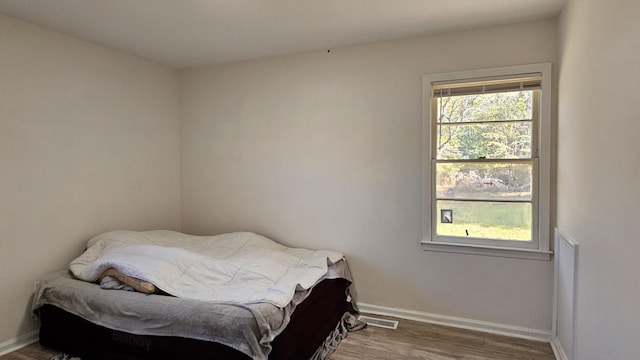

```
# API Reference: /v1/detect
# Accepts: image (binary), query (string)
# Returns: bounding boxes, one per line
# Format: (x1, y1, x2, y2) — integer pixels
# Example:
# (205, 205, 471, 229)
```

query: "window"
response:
(422, 64, 552, 260)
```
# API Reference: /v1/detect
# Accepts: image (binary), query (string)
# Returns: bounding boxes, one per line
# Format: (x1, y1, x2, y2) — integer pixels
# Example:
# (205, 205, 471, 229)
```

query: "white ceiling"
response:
(0, 0, 565, 69)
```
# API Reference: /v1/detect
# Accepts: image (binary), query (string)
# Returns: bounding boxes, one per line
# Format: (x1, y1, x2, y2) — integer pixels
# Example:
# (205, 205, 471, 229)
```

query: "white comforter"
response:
(70, 230, 344, 307)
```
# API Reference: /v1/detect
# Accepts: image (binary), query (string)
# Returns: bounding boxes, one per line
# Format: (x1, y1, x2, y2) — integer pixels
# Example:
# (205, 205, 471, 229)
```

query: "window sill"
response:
(420, 241, 552, 261)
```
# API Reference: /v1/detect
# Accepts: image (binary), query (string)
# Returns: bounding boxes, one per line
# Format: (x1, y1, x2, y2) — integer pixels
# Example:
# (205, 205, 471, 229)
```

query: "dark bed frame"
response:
(38, 278, 350, 360)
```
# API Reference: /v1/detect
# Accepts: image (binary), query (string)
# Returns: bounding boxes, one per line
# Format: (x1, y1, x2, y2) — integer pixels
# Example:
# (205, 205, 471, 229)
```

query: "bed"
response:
(32, 230, 359, 360)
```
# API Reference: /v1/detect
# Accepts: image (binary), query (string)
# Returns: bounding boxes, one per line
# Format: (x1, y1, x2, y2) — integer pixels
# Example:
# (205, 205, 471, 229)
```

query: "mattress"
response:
(32, 231, 358, 359)
(33, 271, 353, 359)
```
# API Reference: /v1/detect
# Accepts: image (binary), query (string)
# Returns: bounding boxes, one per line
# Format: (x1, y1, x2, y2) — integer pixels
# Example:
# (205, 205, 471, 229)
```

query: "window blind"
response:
(432, 73, 542, 97)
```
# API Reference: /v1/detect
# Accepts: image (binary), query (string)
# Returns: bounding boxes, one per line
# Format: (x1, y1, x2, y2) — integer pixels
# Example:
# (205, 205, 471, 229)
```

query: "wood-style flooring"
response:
(331, 315, 555, 360)
(0, 343, 55, 360)
(1, 316, 555, 360)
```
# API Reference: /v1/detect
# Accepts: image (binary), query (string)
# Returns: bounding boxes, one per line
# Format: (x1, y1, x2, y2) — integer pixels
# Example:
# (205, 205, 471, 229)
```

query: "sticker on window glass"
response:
(441, 209, 453, 223)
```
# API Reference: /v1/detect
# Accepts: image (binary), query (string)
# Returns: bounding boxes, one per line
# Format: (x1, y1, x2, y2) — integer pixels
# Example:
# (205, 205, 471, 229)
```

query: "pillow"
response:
(98, 268, 157, 294)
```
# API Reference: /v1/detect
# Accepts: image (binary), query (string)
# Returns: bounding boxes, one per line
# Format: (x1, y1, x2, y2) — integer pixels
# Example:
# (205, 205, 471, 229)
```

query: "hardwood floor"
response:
(1, 316, 555, 360)
(0, 342, 55, 360)
(331, 315, 555, 360)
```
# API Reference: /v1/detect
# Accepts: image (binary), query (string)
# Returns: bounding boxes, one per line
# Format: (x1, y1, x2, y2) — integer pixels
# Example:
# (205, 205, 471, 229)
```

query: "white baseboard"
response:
(0, 330, 39, 356)
(358, 302, 551, 342)
(550, 337, 569, 360)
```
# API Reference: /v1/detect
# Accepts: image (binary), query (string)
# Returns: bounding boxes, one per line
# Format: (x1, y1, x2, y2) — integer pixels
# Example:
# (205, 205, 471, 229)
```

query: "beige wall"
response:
(181, 19, 557, 330)
(558, 0, 640, 358)
(0, 15, 181, 343)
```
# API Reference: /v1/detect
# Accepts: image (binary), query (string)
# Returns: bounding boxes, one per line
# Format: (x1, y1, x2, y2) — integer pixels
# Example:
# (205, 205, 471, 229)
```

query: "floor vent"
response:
(358, 315, 399, 329)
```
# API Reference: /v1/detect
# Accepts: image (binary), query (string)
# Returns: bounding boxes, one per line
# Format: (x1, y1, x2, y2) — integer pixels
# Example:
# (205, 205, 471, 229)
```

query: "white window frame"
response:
(421, 63, 552, 261)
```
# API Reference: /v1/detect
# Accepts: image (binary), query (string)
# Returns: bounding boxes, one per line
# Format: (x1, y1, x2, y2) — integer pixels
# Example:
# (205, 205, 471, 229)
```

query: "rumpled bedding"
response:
(70, 230, 345, 307)
(33, 260, 355, 360)
(33, 230, 356, 360)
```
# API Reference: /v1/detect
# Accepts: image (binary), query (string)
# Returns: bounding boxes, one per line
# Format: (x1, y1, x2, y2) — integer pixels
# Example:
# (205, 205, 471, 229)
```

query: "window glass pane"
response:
(436, 90, 533, 123)
(436, 200, 532, 241)
(436, 122, 532, 160)
(436, 162, 532, 201)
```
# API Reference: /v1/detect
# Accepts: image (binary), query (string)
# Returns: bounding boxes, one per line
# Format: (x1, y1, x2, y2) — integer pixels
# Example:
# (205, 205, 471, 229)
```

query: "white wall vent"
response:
(358, 315, 399, 329)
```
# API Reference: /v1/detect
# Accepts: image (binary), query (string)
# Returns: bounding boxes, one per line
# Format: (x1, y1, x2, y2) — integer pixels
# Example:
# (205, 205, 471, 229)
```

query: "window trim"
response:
(421, 63, 552, 261)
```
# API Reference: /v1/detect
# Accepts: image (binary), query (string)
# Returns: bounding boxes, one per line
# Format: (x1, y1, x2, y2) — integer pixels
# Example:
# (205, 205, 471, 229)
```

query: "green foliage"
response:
(436, 91, 533, 160)
(434, 90, 535, 241)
